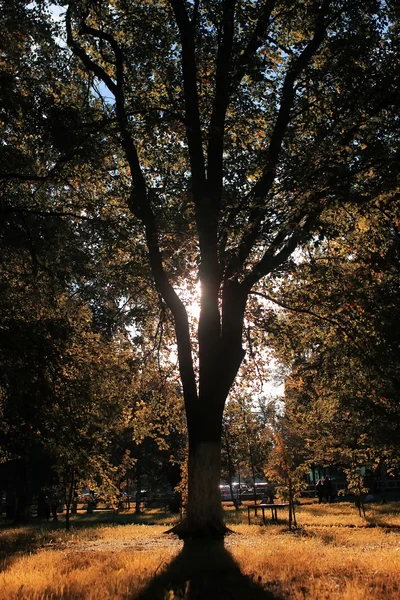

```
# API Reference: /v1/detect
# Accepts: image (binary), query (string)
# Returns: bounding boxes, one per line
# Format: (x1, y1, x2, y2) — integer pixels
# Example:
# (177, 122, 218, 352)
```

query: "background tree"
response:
(0, 274, 136, 525)
(266, 427, 307, 530)
(259, 195, 400, 501)
(222, 394, 273, 506)
(126, 364, 187, 514)
(0, 0, 169, 523)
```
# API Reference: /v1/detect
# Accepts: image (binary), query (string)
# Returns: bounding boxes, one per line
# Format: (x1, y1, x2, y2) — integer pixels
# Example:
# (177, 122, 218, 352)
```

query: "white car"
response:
(219, 483, 246, 501)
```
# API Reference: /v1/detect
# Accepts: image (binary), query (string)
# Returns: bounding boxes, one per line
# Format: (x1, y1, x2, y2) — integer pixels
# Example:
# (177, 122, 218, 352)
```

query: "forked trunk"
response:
(167, 282, 246, 539)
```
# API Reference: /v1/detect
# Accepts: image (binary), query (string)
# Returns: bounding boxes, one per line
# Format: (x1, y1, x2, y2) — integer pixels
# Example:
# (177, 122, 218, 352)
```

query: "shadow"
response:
(0, 515, 103, 572)
(0, 524, 51, 572)
(134, 538, 282, 600)
(65, 508, 180, 529)
(363, 521, 400, 531)
(0, 507, 180, 571)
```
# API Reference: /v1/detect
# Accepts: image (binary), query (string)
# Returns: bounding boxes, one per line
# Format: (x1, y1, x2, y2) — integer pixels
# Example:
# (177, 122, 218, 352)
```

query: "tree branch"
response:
(207, 0, 237, 205)
(0, 143, 85, 184)
(0, 173, 48, 182)
(227, 0, 331, 278)
(190, 0, 200, 28)
(252, 0, 331, 194)
(231, 0, 277, 88)
(168, 0, 206, 194)
(250, 290, 358, 340)
(66, 8, 118, 96)
(66, 3, 198, 404)
(0, 206, 95, 221)
(169, 0, 224, 384)
(250, 290, 399, 389)
(242, 208, 322, 290)
(265, 35, 295, 57)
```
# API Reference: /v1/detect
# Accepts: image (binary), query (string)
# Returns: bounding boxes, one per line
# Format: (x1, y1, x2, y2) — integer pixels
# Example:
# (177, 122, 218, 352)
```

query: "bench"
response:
(247, 503, 290, 524)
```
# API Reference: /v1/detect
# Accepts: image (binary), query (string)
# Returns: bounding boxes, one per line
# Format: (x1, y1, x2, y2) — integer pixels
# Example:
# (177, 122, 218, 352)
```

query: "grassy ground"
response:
(0, 501, 399, 599)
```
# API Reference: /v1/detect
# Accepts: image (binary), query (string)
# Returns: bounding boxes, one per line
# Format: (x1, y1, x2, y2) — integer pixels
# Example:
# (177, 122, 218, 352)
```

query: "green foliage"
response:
(222, 394, 273, 487)
(259, 194, 400, 478)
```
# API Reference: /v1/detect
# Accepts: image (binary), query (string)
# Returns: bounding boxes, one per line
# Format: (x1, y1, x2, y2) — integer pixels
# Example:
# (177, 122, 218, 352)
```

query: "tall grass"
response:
(0, 502, 399, 599)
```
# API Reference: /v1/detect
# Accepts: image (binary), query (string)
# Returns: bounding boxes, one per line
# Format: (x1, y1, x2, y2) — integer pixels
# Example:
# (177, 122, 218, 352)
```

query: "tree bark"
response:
(65, 467, 75, 531)
(223, 428, 240, 510)
(187, 440, 224, 531)
(169, 401, 232, 538)
(288, 477, 297, 530)
(135, 469, 142, 515)
(169, 440, 230, 539)
(379, 461, 387, 503)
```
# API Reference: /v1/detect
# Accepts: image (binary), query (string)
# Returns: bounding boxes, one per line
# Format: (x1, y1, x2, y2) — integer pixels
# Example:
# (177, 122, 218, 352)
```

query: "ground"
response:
(0, 501, 399, 599)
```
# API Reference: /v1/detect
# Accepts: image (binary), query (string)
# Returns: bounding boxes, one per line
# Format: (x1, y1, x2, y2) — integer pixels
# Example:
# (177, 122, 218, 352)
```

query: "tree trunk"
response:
(186, 440, 223, 532)
(288, 476, 297, 529)
(126, 473, 131, 511)
(65, 468, 75, 531)
(238, 395, 257, 505)
(379, 461, 387, 503)
(168, 404, 230, 539)
(65, 504, 70, 531)
(167, 281, 247, 539)
(223, 428, 240, 510)
(135, 468, 142, 515)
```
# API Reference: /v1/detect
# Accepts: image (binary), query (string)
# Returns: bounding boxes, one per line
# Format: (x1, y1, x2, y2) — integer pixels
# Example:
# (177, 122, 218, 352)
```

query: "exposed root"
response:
(165, 517, 235, 540)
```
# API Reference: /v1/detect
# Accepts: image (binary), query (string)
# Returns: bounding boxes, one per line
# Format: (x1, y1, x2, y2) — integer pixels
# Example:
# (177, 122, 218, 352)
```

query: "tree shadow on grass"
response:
(134, 538, 282, 600)
(0, 524, 51, 572)
(71, 508, 179, 528)
(364, 521, 400, 531)
(0, 515, 101, 572)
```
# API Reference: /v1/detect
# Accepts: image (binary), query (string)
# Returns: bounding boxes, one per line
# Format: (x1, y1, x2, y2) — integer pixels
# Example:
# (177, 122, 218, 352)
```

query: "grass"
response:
(0, 501, 399, 599)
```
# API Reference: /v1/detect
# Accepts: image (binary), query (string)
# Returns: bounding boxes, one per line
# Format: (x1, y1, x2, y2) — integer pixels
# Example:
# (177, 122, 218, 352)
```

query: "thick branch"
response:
(73, 17, 150, 213)
(206, 0, 236, 204)
(229, 0, 331, 276)
(169, 0, 224, 381)
(257, 0, 331, 186)
(66, 8, 118, 96)
(148, 246, 198, 403)
(66, 4, 198, 403)
(78, 22, 125, 93)
(242, 207, 321, 290)
(231, 0, 277, 88)
(0, 207, 94, 221)
(168, 0, 206, 193)
(197, 0, 239, 375)
(218, 278, 248, 400)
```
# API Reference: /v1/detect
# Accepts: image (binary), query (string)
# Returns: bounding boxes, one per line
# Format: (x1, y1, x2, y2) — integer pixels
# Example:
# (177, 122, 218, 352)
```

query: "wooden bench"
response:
(247, 503, 290, 524)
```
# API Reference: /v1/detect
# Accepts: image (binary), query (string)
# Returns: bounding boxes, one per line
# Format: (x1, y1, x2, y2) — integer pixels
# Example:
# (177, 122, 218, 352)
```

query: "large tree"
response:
(3, 0, 399, 536)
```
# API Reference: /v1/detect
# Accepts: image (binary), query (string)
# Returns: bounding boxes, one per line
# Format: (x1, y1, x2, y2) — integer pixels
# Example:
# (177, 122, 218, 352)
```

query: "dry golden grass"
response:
(0, 502, 399, 599)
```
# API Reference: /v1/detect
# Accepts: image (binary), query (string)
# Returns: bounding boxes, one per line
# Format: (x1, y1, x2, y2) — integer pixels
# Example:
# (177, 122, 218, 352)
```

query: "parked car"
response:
(240, 482, 270, 500)
(219, 483, 247, 501)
